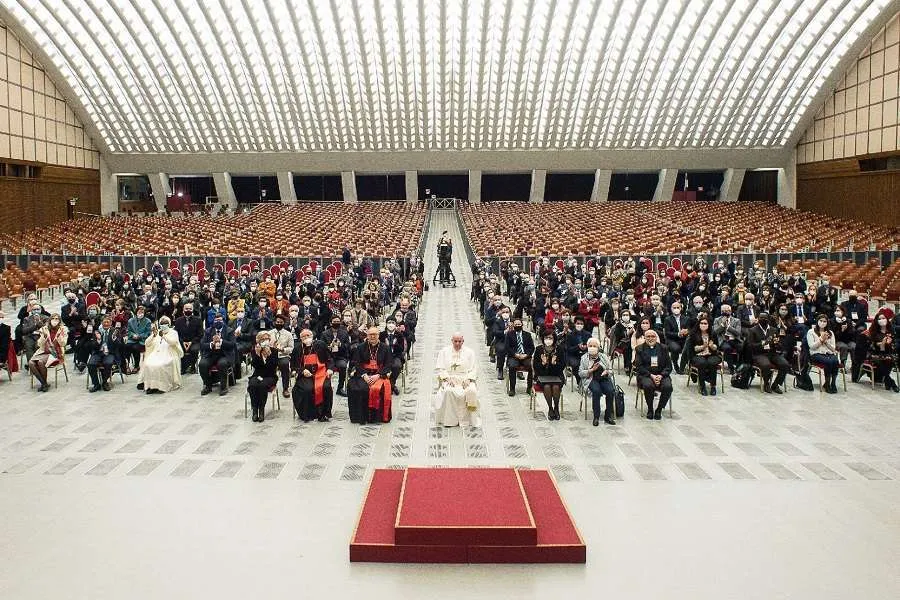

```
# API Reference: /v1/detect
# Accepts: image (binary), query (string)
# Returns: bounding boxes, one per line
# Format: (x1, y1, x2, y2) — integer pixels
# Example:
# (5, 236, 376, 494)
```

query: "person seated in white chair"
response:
(136, 316, 184, 394)
(434, 332, 481, 427)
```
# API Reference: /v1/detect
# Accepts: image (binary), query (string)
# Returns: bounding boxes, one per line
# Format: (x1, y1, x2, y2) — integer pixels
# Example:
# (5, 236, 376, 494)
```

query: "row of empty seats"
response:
(459, 201, 900, 256)
(0, 202, 426, 258)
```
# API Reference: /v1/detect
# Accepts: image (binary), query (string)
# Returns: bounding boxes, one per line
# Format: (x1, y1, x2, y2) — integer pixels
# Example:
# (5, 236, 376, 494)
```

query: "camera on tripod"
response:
(433, 231, 456, 287)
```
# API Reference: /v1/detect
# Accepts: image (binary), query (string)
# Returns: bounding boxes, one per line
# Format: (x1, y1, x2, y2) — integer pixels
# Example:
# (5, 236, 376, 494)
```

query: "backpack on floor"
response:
(793, 369, 814, 391)
(730, 363, 754, 389)
(614, 385, 625, 418)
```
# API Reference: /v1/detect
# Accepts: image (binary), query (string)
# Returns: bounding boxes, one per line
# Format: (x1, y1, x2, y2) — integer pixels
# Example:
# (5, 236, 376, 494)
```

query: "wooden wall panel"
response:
(0, 165, 100, 235)
(797, 170, 900, 228)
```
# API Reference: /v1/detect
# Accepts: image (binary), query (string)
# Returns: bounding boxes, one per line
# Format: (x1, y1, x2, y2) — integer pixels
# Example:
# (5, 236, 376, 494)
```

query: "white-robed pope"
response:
(433, 332, 481, 427)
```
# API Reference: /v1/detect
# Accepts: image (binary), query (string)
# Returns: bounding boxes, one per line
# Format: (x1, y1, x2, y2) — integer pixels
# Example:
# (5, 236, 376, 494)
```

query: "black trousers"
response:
(277, 356, 291, 391)
(180, 342, 199, 373)
(638, 375, 673, 412)
(248, 376, 275, 410)
(494, 341, 508, 375)
(752, 353, 791, 385)
(507, 356, 533, 393)
(691, 354, 722, 386)
(125, 342, 144, 368)
(332, 358, 348, 390)
(666, 339, 683, 370)
(88, 354, 116, 386)
(588, 376, 615, 419)
(199, 355, 233, 390)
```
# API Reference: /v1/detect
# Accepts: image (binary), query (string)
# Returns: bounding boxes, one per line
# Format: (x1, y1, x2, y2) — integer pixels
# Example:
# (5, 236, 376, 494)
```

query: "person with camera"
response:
(579, 337, 616, 426)
(807, 314, 840, 394)
(436, 231, 453, 285)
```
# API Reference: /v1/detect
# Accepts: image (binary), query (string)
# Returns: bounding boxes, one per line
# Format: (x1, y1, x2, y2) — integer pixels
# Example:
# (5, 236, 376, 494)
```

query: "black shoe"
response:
(772, 384, 784, 394)
(604, 415, 616, 425)
(711, 385, 717, 396)
(41, 383, 51, 392)
(317, 415, 328, 422)
(592, 417, 600, 426)
(507, 389, 515, 397)
(251, 409, 259, 422)
(392, 385, 400, 395)
(825, 384, 837, 394)
(201, 386, 212, 396)
(497, 372, 504, 380)
(700, 383, 708, 396)
(89, 385, 101, 393)
(548, 409, 554, 420)
(654, 407, 663, 420)
(489, 356, 495, 363)
(219, 388, 228, 397)
(258, 410, 265, 422)
(147, 388, 163, 395)
(102, 381, 111, 391)
(763, 380, 772, 393)
(136, 383, 144, 390)
(646, 410, 654, 420)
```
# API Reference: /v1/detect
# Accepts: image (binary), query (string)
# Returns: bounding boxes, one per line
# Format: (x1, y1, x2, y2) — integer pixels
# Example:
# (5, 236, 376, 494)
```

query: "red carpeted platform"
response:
(349, 467, 586, 564)
(395, 467, 537, 546)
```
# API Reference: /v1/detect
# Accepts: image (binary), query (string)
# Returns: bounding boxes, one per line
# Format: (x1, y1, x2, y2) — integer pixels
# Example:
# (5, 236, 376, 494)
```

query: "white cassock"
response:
(138, 330, 184, 392)
(433, 345, 481, 427)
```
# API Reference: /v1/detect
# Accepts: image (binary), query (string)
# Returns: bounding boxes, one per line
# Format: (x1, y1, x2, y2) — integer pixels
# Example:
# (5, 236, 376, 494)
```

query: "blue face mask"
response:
(214, 321, 224, 329)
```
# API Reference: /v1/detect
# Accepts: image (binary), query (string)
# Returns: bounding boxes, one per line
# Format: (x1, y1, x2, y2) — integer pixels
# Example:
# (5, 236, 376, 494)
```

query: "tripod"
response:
(432, 259, 456, 287)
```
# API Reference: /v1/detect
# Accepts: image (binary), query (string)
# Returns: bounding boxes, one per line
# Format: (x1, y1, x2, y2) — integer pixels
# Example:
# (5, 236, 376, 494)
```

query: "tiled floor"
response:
(2, 210, 899, 598)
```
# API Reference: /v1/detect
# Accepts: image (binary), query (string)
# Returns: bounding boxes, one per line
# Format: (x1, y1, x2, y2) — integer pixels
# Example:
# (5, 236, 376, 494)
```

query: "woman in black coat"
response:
(532, 330, 567, 421)
(248, 332, 278, 422)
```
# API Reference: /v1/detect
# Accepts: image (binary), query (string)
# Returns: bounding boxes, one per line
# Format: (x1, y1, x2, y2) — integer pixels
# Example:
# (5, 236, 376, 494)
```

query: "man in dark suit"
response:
(199, 313, 236, 396)
(505, 317, 535, 396)
(663, 302, 690, 374)
(737, 293, 760, 330)
(565, 316, 592, 384)
(173, 304, 203, 374)
(745, 312, 791, 393)
(635, 329, 673, 420)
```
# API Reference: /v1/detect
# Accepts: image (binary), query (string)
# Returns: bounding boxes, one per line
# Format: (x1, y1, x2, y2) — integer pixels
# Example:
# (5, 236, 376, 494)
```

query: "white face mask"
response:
(543, 339, 554, 347)
(878, 319, 888, 327)
(672, 308, 681, 315)
(302, 338, 313, 346)
(575, 324, 584, 331)
(160, 324, 169, 332)
(587, 347, 599, 357)
(621, 316, 631, 324)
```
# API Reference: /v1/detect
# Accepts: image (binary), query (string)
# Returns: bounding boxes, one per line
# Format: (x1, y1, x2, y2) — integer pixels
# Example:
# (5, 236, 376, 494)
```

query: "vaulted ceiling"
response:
(1, 0, 896, 155)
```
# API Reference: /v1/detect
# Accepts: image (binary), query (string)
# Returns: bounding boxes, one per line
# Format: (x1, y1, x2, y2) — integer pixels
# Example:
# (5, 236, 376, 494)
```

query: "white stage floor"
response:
(1, 210, 899, 599)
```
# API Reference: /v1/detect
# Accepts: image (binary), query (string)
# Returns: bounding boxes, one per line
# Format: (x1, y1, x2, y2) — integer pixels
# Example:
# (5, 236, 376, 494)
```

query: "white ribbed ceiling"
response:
(1, 0, 894, 153)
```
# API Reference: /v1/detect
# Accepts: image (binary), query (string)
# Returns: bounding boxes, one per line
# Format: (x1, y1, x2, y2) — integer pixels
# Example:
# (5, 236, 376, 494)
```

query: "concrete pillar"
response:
(147, 172, 170, 213)
(341, 171, 357, 203)
(99, 157, 117, 215)
(529, 169, 547, 203)
(405, 170, 417, 203)
(212, 172, 237, 209)
(277, 171, 297, 204)
(721, 168, 746, 202)
(468, 170, 482, 204)
(777, 150, 797, 209)
(652, 168, 678, 202)
(590, 169, 612, 202)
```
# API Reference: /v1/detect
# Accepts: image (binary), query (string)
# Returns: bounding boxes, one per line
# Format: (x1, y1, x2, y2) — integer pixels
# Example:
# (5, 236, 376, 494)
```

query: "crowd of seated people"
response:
(472, 254, 900, 426)
(3, 253, 426, 425)
(460, 201, 900, 257)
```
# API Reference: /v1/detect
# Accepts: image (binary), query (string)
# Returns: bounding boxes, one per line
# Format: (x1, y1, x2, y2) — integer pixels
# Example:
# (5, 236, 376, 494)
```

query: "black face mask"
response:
(758, 318, 769, 326)
(331, 322, 340, 328)
(513, 325, 522, 331)
(274, 323, 284, 330)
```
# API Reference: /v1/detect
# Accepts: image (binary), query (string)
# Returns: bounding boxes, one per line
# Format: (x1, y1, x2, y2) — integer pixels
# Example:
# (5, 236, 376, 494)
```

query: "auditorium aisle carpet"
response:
(1, 209, 899, 598)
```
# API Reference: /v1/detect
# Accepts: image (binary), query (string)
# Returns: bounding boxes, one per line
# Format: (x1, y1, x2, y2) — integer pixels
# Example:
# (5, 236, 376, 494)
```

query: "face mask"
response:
(588, 347, 599, 357)
(745, 300, 753, 306)
(494, 300, 502, 306)
(835, 313, 844, 320)
(160, 324, 170, 332)
(672, 308, 681, 315)
(543, 339, 554, 347)
(878, 318, 888, 326)
(551, 305, 559, 311)
(513, 325, 522, 331)
(502, 314, 510, 320)
(343, 317, 352, 324)
(575, 324, 584, 331)
(274, 323, 284, 330)
(258, 303, 267, 308)
(722, 312, 731, 318)
(86, 327, 93, 334)
(331, 321, 340, 328)
(302, 338, 313, 347)
(817, 321, 828, 329)
(794, 299, 803, 305)
(67, 297, 76, 303)
(621, 316, 631, 324)
(303, 301, 311, 306)
(88, 309, 98, 317)
(137, 313, 145, 320)
(214, 321, 224, 329)
(260, 340, 270, 348)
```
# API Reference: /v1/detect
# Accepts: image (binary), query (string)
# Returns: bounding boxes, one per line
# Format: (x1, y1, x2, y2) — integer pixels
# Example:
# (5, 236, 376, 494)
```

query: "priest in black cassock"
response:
(347, 326, 393, 424)
(292, 328, 335, 422)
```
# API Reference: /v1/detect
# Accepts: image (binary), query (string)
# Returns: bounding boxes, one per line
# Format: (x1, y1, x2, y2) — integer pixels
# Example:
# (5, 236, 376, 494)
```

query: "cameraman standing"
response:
(437, 231, 453, 285)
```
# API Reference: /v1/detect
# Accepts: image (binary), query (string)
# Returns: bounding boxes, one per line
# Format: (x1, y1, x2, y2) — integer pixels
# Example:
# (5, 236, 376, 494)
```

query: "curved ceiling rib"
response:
(0, 0, 894, 154)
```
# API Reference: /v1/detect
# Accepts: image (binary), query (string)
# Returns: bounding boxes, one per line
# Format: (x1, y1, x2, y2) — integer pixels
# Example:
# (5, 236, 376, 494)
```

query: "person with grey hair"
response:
(579, 338, 616, 426)
(434, 332, 480, 427)
(136, 316, 183, 394)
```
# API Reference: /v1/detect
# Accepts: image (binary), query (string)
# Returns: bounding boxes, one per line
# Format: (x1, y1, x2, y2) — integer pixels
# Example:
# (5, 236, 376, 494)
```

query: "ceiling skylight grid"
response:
(0, 0, 893, 153)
